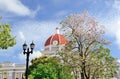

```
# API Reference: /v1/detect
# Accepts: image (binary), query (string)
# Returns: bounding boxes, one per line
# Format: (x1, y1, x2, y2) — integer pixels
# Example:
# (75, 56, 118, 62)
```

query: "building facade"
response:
(0, 62, 25, 79)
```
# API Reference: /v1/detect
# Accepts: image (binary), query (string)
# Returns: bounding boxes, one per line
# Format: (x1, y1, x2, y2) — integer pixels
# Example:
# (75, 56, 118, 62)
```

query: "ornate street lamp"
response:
(22, 42, 35, 79)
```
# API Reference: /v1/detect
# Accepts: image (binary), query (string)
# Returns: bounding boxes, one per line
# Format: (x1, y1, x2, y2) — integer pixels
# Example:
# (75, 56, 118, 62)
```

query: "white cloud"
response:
(0, 0, 34, 16)
(19, 31, 25, 41)
(13, 20, 60, 46)
(105, 17, 120, 48)
(117, 59, 120, 63)
(30, 5, 41, 18)
(18, 51, 42, 63)
(55, 10, 68, 17)
(113, 0, 120, 11)
(30, 51, 42, 59)
(12, 20, 60, 63)
(0, 19, 60, 63)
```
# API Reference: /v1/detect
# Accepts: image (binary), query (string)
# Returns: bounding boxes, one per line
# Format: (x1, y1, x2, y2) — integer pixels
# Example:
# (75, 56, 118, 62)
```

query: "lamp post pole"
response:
(22, 42, 35, 79)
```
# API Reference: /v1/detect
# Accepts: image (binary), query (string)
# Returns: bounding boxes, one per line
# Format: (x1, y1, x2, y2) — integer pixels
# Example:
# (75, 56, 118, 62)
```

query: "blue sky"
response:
(0, 0, 120, 64)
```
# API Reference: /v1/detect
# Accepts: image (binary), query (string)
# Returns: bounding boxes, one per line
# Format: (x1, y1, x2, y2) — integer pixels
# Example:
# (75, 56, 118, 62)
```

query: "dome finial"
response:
(56, 27, 60, 34)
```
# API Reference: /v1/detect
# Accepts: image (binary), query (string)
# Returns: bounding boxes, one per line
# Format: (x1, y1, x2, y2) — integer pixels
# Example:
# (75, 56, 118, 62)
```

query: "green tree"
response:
(0, 23, 16, 49)
(28, 55, 74, 79)
(58, 13, 118, 79)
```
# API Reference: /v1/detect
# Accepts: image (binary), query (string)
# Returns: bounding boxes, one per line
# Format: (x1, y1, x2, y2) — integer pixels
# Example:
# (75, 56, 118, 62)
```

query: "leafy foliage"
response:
(28, 55, 74, 79)
(0, 23, 16, 49)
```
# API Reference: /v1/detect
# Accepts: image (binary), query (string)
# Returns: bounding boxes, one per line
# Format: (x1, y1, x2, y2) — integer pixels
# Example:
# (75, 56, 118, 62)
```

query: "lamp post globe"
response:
(23, 43, 27, 54)
(30, 42, 35, 53)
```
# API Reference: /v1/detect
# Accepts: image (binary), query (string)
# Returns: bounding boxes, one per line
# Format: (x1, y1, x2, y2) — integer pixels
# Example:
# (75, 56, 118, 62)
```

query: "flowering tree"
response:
(59, 13, 118, 79)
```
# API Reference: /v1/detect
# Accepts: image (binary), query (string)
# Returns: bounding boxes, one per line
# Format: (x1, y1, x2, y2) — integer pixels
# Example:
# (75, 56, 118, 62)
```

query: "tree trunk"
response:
(81, 72, 84, 79)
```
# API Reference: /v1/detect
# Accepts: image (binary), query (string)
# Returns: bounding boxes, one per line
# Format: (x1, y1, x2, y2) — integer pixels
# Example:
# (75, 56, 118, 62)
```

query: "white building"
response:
(0, 62, 25, 79)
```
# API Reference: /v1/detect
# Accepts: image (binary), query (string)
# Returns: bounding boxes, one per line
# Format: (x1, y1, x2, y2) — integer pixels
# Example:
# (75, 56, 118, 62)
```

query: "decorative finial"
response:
(56, 27, 60, 34)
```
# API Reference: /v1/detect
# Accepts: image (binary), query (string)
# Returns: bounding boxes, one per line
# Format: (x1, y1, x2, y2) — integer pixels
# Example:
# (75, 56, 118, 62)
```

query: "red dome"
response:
(44, 34, 67, 46)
